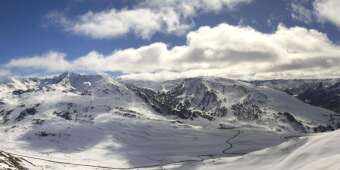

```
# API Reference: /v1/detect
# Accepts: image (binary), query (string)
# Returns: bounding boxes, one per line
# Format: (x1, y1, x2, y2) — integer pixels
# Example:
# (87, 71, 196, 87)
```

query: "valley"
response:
(0, 73, 339, 169)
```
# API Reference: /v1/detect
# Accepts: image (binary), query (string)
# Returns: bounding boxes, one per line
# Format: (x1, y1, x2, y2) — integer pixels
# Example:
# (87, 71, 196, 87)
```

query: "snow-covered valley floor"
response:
(165, 129, 340, 170)
(0, 116, 293, 170)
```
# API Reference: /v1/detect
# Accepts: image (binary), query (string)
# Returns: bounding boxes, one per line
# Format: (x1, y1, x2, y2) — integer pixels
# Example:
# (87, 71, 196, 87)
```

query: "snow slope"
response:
(168, 129, 340, 170)
(253, 79, 340, 114)
(2, 128, 340, 170)
(1, 73, 338, 133)
(1, 73, 340, 169)
(0, 116, 289, 169)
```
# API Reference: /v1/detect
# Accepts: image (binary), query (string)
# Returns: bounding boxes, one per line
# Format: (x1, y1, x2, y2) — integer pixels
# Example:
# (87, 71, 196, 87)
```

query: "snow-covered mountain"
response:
(1, 73, 340, 169)
(1, 73, 339, 133)
(123, 77, 340, 132)
(252, 79, 340, 114)
(0, 72, 161, 124)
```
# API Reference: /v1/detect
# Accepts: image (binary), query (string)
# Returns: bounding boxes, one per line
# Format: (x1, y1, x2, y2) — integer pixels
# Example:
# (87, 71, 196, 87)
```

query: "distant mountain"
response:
(252, 79, 340, 115)
(1, 72, 337, 134)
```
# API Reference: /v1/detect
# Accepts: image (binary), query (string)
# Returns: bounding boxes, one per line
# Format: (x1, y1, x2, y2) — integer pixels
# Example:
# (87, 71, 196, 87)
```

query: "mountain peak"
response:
(36, 72, 113, 91)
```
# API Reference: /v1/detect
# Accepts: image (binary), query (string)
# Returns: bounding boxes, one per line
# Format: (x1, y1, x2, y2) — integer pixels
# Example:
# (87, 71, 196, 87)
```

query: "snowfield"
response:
(0, 73, 339, 170)
(2, 127, 340, 170)
(165, 129, 340, 170)
(0, 117, 289, 169)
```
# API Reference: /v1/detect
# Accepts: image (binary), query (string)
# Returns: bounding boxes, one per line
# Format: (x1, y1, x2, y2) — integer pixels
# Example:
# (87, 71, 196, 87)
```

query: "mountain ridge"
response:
(1, 72, 340, 169)
(1, 72, 339, 133)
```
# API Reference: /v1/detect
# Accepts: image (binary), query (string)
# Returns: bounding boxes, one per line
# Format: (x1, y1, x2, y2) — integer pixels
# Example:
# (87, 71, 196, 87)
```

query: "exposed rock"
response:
(35, 131, 56, 137)
(0, 151, 28, 170)
(231, 100, 263, 121)
(12, 89, 34, 96)
(277, 112, 307, 133)
(313, 125, 334, 132)
(53, 111, 72, 120)
(15, 108, 38, 122)
(126, 79, 228, 120)
(31, 119, 44, 125)
(1, 110, 13, 124)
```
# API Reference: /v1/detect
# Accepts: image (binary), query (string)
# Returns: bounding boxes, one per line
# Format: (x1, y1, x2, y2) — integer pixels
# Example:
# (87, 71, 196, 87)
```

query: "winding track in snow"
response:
(1, 130, 243, 169)
(222, 130, 241, 154)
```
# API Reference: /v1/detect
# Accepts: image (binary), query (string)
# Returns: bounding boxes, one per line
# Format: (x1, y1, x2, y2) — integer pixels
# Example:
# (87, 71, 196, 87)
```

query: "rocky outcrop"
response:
(126, 79, 228, 120)
(15, 108, 38, 122)
(231, 100, 264, 121)
(0, 151, 29, 170)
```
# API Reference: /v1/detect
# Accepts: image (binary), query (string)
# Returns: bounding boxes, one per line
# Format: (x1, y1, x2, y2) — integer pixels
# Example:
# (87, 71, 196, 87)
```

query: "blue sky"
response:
(1, 0, 340, 79)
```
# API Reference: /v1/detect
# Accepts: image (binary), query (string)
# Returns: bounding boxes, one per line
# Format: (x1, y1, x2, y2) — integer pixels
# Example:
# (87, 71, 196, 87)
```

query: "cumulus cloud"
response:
(290, 0, 340, 29)
(6, 51, 72, 72)
(48, 0, 252, 39)
(6, 23, 340, 80)
(314, 0, 340, 28)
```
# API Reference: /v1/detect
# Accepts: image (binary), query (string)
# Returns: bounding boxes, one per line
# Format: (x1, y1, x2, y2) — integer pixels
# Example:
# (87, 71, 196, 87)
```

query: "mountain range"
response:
(1, 72, 340, 169)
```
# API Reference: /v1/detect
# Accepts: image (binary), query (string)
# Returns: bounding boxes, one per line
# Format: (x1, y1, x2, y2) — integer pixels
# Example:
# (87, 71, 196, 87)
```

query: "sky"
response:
(1, 0, 340, 80)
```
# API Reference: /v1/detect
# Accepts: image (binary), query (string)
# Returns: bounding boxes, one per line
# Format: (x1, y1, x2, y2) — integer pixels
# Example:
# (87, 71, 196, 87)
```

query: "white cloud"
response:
(290, 0, 340, 29)
(139, 0, 252, 13)
(73, 42, 170, 72)
(6, 51, 72, 72)
(314, 0, 340, 28)
(6, 23, 340, 80)
(290, 1, 314, 23)
(67, 8, 190, 39)
(49, 0, 252, 39)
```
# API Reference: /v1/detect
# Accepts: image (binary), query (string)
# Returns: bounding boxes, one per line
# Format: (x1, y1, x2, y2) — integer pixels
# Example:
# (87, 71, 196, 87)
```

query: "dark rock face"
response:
(1, 110, 13, 123)
(126, 79, 228, 120)
(313, 125, 334, 133)
(12, 89, 34, 95)
(231, 99, 264, 121)
(35, 131, 56, 137)
(0, 151, 28, 170)
(277, 112, 307, 133)
(297, 83, 340, 113)
(32, 119, 45, 125)
(53, 111, 72, 120)
(127, 84, 197, 119)
(16, 108, 37, 121)
(114, 107, 142, 118)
